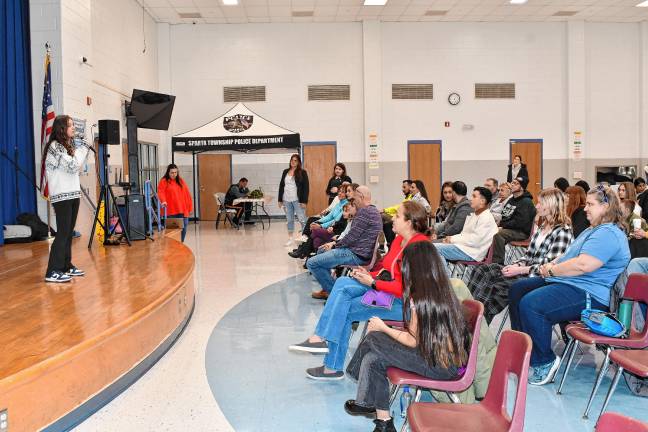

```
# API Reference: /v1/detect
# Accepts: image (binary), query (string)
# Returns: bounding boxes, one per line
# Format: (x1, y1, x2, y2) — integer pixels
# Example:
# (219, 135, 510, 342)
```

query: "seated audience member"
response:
(344, 241, 472, 432)
(575, 179, 591, 193)
(325, 163, 353, 204)
(307, 186, 382, 299)
(410, 180, 431, 214)
(300, 182, 353, 241)
(466, 188, 572, 323)
(290, 198, 355, 259)
(566, 186, 589, 238)
(553, 177, 569, 193)
(434, 187, 498, 274)
(289, 201, 431, 383)
(381, 180, 413, 247)
(224, 177, 253, 225)
(435, 181, 455, 223)
(490, 182, 512, 225)
(613, 257, 648, 329)
(492, 176, 537, 264)
(507, 154, 528, 183)
(508, 185, 630, 385)
(635, 177, 647, 199)
(622, 199, 648, 258)
(433, 181, 472, 239)
(618, 181, 642, 215)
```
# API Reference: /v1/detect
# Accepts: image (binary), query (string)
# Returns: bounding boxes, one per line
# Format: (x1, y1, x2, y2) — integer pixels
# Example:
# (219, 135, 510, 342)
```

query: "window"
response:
(139, 142, 159, 193)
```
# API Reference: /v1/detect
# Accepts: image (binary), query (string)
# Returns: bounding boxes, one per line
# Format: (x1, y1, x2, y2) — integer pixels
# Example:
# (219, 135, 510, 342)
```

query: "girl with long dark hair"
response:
(44, 115, 91, 283)
(344, 241, 471, 432)
(278, 154, 310, 246)
(325, 162, 352, 204)
(158, 163, 193, 242)
(410, 180, 431, 214)
(434, 181, 454, 223)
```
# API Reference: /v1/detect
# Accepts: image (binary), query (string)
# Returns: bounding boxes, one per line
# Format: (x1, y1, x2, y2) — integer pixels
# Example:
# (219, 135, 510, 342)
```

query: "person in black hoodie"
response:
(325, 163, 353, 204)
(492, 176, 537, 264)
(506, 155, 529, 183)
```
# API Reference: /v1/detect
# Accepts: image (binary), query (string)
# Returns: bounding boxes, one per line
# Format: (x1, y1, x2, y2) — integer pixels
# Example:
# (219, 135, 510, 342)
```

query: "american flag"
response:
(39, 45, 55, 199)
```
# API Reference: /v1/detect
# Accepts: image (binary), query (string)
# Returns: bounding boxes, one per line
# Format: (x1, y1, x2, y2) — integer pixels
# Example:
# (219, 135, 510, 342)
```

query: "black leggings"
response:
(46, 198, 80, 275)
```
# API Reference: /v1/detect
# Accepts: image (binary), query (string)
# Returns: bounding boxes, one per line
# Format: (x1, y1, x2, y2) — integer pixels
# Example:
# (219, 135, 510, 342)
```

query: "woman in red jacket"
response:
(289, 200, 431, 380)
(158, 164, 193, 242)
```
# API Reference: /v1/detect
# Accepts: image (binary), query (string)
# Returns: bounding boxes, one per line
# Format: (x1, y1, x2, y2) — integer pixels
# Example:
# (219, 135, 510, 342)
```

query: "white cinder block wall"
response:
(30, 8, 648, 218)
(29, 0, 159, 230)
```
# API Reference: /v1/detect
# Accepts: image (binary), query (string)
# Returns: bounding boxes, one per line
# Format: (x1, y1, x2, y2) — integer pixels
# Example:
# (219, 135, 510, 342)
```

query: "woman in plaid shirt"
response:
(466, 188, 573, 323)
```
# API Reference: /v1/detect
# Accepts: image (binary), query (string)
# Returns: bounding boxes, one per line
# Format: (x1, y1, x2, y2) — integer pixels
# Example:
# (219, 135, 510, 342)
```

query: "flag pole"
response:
(44, 42, 54, 240)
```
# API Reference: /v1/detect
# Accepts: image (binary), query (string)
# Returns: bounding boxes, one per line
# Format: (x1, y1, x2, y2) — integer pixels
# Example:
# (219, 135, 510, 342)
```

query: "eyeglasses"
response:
(596, 184, 609, 203)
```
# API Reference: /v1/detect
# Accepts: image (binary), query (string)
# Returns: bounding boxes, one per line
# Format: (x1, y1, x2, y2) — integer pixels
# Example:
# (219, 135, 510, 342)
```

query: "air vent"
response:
(475, 83, 515, 99)
(425, 10, 447, 16)
(392, 84, 433, 100)
(178, 12, 202, 18)
(224, 86, 266, 103)
(308, 85, 350, 101)
(553, 10, 578, 16)
(292, 10, 314, 17)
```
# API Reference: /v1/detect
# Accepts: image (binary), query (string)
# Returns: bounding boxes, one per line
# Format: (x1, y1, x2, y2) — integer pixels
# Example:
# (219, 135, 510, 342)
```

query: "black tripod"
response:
(89, 144, 131, 248)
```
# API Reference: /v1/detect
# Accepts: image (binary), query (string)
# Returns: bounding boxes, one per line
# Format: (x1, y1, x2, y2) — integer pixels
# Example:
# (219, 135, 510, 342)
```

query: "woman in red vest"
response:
(158, 164, 193, 242)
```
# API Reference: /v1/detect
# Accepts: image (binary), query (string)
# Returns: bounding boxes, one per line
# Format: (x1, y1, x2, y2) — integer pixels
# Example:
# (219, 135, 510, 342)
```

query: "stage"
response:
(0, 231, 195, 432)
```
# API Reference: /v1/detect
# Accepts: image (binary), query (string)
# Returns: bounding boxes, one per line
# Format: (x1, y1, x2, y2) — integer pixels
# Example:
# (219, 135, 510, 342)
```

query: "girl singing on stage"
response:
(44, 115, 91, 283)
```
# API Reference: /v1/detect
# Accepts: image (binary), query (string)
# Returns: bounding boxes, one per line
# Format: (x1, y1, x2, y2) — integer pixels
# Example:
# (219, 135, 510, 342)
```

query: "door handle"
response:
(535, 183, 541, 185)
(200, 187, 205, 191)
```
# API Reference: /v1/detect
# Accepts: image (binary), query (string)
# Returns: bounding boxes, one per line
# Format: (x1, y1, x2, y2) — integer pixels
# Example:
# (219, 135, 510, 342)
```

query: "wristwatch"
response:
(547, 265, 555, 277)
(371, 280, 377, 290)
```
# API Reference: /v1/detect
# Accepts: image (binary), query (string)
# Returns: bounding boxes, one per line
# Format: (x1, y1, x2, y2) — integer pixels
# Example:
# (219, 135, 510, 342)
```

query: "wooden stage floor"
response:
(0, 233, 195, 432)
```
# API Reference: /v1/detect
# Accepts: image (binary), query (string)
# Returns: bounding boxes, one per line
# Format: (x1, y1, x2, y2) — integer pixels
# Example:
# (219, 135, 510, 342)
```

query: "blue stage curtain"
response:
(0, 0, 37, 245)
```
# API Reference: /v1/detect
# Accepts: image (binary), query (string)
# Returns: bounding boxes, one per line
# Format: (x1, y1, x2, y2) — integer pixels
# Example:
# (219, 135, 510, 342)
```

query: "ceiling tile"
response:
(402, 5, 428, 14)
(204, 17, 228, 22)
(338, 5, 361, 14)
(168, 0, 196, 7)
(269, 6, 292, 15)
(314, 5, 339, 15)
(143, 0, 170, 7)
(381, 5, 407, 14)
(245, 6, 269, 16)
(199, 7, 225, 17)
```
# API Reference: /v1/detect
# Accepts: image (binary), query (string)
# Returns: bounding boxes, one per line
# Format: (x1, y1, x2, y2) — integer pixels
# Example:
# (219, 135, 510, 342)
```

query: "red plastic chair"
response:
(596, 412, 648, 432)
(386, 300, 483, 431)
(408, 330, 532, 432)
(597, 349, 648, 423)
(555, 273, 648, 419)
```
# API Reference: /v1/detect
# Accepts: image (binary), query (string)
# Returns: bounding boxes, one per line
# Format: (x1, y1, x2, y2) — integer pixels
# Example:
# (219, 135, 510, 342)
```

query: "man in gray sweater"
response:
(433, 181, 473, 239)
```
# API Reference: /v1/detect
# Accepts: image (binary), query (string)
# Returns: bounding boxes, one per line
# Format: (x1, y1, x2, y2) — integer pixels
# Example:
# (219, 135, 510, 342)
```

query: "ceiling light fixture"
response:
(222, 0, 238, 5)
(636, 0, 648, 7)
(364, 0, 388, 5)
(509, 0, 528, 4)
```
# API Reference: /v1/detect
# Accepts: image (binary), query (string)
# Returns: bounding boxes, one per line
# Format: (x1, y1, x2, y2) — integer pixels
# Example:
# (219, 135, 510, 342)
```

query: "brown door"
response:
(198, 154, 232, 221)
(510, 140, 542, 201)
(408, 142, 442, 214)
(303, 143, 336, 215)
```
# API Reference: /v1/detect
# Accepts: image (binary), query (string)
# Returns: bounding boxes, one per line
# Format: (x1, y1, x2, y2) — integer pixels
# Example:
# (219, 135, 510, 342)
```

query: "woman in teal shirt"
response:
(508, 184, 630, 385)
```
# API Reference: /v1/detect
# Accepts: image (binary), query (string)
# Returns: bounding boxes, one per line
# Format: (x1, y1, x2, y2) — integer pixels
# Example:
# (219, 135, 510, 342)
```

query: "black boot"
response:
(344, 400, 375, 418)
(372, 418, 396, 432)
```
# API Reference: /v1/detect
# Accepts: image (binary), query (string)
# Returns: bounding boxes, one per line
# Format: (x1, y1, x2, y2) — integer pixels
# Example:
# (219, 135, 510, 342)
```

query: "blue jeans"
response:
(434, 243, 474, 276)
(509, 277, 606, 366)
(315, 277, 404, 371)
(284, 201, 306, 233)
(307, 248, 365, 293)
(166, 213, 189, 242)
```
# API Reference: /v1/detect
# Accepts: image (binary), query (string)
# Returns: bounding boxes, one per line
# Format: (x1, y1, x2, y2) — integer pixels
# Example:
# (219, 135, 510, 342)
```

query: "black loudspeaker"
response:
(117, 194, 146, 240)
(127, 116, 140, 193)
(98, 119, 120, 145)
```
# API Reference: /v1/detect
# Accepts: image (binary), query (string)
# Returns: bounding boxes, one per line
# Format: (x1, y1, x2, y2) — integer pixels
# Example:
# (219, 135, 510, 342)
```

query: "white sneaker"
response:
(284, 239, 293, 247)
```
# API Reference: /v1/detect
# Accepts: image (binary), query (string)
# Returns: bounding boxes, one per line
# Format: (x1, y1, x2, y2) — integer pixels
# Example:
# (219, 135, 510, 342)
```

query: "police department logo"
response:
(223, 114, 253, 133)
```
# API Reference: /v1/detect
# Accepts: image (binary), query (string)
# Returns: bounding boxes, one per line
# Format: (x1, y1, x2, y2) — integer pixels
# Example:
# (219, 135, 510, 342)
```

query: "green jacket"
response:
(430, 279, 496, 403)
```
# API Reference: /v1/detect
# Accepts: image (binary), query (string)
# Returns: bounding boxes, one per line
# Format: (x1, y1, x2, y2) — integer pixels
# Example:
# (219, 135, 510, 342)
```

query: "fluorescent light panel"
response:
(222, 0, 238, 5)
(637, 0, 648, 7)
(364, 0, 388, 5)
(509, 0, 528, 4)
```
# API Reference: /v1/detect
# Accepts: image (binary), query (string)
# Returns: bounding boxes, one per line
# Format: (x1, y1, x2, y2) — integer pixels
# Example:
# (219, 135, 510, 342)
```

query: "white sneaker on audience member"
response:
(284, 239, 293, 247)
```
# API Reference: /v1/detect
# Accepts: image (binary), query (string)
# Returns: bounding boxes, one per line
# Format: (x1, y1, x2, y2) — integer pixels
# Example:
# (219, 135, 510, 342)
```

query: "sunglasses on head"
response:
(596, 184, 609, 204)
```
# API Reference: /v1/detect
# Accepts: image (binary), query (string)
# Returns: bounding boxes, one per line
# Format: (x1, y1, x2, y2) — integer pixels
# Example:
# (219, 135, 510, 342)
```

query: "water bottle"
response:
(618, 299, 633, 333)
(400, 386, 412, 418)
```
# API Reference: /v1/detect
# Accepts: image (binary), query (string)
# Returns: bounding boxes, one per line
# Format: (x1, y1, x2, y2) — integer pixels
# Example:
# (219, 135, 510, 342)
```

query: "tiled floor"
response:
(74, 223, 648, 431)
